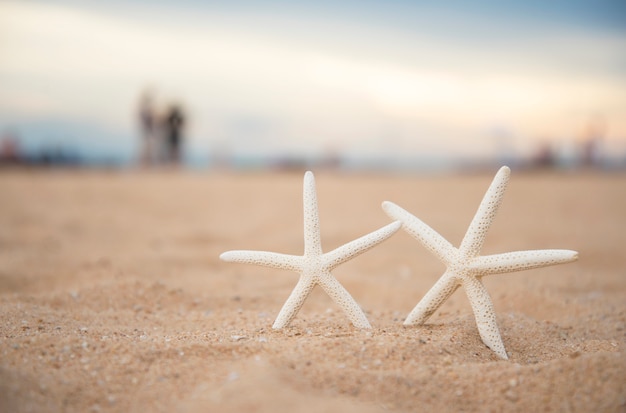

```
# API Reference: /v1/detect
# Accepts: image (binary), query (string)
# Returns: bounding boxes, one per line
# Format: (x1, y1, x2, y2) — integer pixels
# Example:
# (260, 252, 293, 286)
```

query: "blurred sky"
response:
(1, 0, 625, 166)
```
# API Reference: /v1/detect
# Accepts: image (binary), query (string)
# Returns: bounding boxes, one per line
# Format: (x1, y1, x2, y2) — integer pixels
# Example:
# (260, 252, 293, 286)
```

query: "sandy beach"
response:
(0, 167, 624, 412)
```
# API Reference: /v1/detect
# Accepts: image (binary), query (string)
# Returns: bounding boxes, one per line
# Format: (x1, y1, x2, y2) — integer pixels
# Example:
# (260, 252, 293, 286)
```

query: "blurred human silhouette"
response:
(138, 90, 157, 166)
(532, 140, 556, 169)
(0, 130, 21, 165)
(163, 104, 185, 165)
(580, 115, 605, 168)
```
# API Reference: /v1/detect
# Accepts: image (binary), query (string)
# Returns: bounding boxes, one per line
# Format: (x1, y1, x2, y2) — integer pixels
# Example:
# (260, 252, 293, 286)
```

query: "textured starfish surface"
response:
(383, 166, 578, 359)
(221, 171, 401, 330)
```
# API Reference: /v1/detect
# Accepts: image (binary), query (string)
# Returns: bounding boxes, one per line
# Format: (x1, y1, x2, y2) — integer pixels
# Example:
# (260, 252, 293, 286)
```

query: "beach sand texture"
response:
(0, 169, 624, 412)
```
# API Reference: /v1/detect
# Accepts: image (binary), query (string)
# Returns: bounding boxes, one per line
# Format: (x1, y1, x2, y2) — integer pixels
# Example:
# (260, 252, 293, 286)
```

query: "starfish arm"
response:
(404, 270, 459, 325)
(272, 275, 316, 329)
(219, 251, 302, 272)
(459, 166, 510, 259)
(323, 221, 402, 270)
(303, 171, 323, 256)
(317, 272, 372, 328)
(469, 249, 579, 275)
(382, 201, 456, 265)
(463, 276, 508, 359)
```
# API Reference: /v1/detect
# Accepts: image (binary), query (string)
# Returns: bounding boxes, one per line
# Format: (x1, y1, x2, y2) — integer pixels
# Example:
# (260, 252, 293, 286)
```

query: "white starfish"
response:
(221, 171, 401, 330)
(383, 166, 578, 359)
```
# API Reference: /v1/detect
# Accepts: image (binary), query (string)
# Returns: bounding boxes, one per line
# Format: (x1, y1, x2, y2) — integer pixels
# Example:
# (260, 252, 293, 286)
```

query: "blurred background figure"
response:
(580, 115, 606, 169)
(532, 141, 556, 169)
(163, 103, 185, 165)
(0, 130, 21, 165)
(138, 90, 157, 166)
